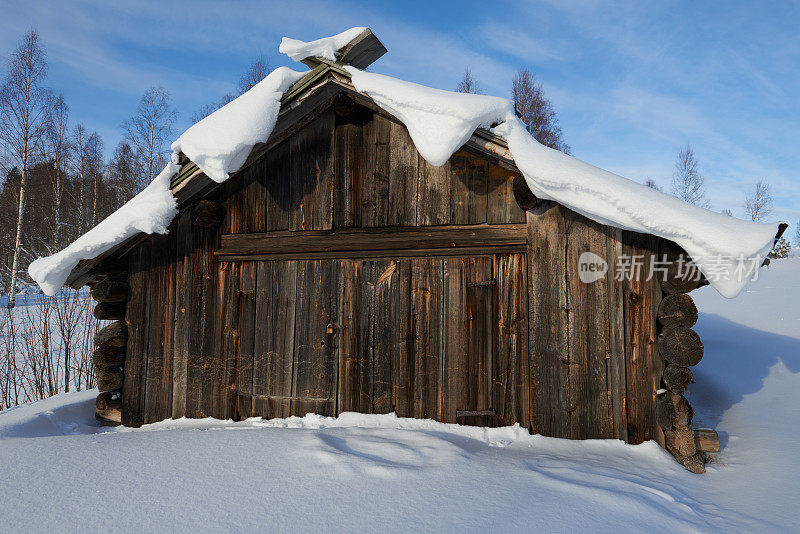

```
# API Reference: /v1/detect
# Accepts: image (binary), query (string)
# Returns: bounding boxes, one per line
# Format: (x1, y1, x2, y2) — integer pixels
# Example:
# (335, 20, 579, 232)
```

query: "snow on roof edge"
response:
(28, 67, 305, 295)
(279, 27, 367, 63)
(345, 66, 781, 298)
(28, 28, 781, 300)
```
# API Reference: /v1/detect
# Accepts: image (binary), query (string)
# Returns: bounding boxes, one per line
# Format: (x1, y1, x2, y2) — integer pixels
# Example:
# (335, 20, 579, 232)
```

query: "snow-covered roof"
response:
(29, 27, 783, 299)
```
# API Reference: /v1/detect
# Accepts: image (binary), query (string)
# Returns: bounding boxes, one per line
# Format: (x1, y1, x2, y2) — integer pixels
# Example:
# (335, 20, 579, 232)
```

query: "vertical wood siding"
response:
(121, 100, 661, 444)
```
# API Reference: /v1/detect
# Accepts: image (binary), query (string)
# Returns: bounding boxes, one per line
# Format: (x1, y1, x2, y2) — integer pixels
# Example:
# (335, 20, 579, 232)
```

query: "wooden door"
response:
(244, 253, 528, 428)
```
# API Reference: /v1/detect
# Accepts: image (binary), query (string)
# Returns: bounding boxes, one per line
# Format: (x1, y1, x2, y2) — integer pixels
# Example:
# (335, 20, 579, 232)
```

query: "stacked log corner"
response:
(90, 271, 129, 426)
(654, 243, 718, 473)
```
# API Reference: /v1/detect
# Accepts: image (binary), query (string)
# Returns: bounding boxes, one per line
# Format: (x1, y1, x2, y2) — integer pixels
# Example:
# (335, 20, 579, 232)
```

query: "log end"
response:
(694, 428, 720, 453)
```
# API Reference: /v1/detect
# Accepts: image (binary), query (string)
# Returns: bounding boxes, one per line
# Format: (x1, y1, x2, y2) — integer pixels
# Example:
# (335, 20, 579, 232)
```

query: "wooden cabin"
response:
(70, 30, 776, 473)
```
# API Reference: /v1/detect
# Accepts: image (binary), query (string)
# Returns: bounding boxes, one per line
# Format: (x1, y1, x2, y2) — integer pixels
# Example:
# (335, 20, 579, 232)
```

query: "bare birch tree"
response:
(70, 124, 88, 234)
(744, 179, 773, 222)
(238, 55, 270, 94)
(670, 145, 709, 208)
(721, 209, 734, 217)
(85, 132, 104, 228)
(456, 67, 483, 94)
(512, 68, 570, 154)
(46, 93, 69, 251)
(122, 86, 177, 189)
(107, 141, 139, 208)
(192, 55, 271, 123)
(0, 30, 52, 308)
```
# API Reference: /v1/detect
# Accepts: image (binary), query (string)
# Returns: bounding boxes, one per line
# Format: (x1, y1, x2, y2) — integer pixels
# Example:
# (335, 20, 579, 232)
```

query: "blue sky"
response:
(2, 0, 798, 229)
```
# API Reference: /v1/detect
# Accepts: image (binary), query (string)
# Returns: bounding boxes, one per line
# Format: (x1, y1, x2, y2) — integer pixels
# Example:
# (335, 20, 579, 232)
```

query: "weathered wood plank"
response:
(337, 260, 360, 413)
(606, 226, 628, 440)
(418, 156, 450, 226)
(265, 141, 291, 231)
(368, 261, 395, 413)
(186, 224, 217, 418)
(241, 160, 267, 233)
(410, 258, 443, 419)
(237, 261, 257, 419)
(217, 224, 528, 257)
(450, 152, 488, 225)
(494, 253, 530, 428)
(171, 211, 191, 419)
(122, 241, 150, 427)
(623, 231, 661, 444)
(388, 120, 419, 226)
(292, 260, 339, 416)
(527, 203, 570, 438)
(334, 119, 363, 228)
(487, 164, 525, 224)
(214, 261, 240, 419)
(144, 233, 168, 424)
(361, 113, 391, 227)
(252, 261, 295, 418)
(289, 109, 335, 231)
(582, 217, 614, 438)
(391, 260, 412, 416)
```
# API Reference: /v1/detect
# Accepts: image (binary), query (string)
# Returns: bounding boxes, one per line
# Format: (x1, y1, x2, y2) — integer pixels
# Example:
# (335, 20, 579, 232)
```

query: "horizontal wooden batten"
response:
(215, 224, 528, 260)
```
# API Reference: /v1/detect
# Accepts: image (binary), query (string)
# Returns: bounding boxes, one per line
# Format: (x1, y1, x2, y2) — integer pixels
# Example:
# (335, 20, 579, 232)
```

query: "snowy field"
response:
(1, 259, 798, 533)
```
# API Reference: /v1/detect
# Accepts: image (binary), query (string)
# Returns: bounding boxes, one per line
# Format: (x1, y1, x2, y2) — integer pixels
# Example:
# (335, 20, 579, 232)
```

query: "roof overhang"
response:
(64, 64, 518, 288)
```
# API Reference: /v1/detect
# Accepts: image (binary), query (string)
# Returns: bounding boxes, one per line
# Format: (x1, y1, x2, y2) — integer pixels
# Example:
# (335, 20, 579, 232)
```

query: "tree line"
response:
(0, 31, 270, 306)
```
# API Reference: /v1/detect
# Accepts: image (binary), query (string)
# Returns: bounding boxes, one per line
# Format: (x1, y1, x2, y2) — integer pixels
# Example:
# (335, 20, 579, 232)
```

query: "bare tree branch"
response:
(744, 179, 773, 222)
(512, 68, 570, 154)
(670, 145, 709, 208)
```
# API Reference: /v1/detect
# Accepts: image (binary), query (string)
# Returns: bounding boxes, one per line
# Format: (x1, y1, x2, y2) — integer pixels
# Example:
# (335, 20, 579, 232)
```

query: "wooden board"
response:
(442, 257, 494, 426)
(493, 253, 529, 427)
(450, 152, 488, 225)
(121, 240, 150, 427)
(143, 233, 169, 424)
(265, 141, 291, 231)
(252, 261, 297, 418)
(289, 110, 335, 231)
(527, 203, 570, 438)
(236, 261, 257, 419)
(291, 260, 339, 416)
(388, 120, 420, 226)
(361, 114, 391, 227)
(623, 231, 661, 444)
(171, 212, 191, 419)
(487, 163, 525, 224)
(333, 119, 363, 228)
(410, 258, 444, 419)
(217, 224, 528, 257)
(186, 223, 217, 418)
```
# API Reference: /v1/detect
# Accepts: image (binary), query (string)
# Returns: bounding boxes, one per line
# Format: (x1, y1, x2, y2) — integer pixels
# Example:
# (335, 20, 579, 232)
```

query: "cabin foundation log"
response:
(96, 366, 124, 392)
(658, 326, 703, 367)
(90, 277, 128, 303)
(95, 391, 122, 426)
(662, 364, 693, 394)
(657, 293, 698, 328)
(92, 345, 126, 369)
(655, 287, 712, 473)
(94, 302, 126, 321)
(694, 428, 720, 453)
(89, 266, 129, 427)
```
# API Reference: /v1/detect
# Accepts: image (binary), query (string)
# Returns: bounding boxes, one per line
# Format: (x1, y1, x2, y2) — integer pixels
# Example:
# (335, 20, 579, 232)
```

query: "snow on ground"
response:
(1, 259, 798, 532)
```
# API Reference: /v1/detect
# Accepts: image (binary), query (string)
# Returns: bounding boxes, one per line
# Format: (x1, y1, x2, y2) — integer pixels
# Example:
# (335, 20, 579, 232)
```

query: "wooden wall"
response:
(121, 101, 662, 445)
